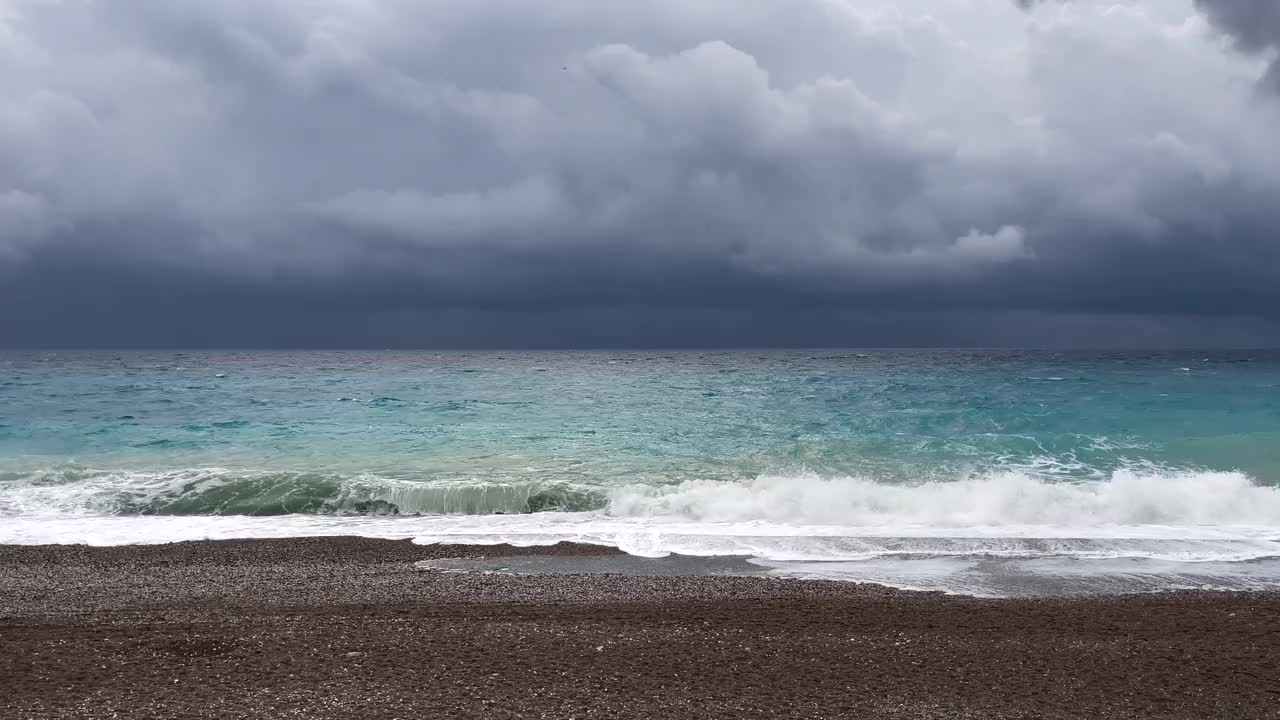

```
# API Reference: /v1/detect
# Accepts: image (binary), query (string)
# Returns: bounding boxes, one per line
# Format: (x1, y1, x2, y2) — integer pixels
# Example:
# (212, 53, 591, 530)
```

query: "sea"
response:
(2, 349, 1279, 597)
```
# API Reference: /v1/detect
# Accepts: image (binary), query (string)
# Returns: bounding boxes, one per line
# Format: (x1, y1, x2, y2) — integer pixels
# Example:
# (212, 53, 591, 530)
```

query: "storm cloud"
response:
(1191, 0, 1280, 91)
(1020, 0, 1280, 91)
(2, 0, 1279, 347)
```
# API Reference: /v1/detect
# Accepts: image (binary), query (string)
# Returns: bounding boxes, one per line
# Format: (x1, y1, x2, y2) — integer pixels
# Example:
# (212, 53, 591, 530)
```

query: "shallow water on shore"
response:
(413, 552, 1280, 597)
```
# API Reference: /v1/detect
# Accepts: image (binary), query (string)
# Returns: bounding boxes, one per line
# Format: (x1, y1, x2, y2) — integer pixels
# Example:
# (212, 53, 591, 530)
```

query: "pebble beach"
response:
(3, 538, 1278, 719)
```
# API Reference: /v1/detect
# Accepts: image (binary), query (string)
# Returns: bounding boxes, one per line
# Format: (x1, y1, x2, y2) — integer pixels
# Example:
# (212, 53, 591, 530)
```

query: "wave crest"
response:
(0, 467, 607, 516)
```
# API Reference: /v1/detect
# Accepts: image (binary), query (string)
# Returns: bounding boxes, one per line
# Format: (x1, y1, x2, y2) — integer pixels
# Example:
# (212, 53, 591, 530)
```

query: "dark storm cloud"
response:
(1192, 0, 1280, 90)
(1193, 0, 1280, 50)
(1, 0, 1279, 347)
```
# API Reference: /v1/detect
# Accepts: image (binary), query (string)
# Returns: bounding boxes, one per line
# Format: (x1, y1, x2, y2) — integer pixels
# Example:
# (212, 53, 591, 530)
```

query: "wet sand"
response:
(2, 538, 1278, 719)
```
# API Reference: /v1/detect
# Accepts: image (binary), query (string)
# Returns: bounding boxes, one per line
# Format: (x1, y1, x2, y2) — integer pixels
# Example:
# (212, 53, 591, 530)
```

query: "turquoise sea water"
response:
(3, 350, 1280, 595)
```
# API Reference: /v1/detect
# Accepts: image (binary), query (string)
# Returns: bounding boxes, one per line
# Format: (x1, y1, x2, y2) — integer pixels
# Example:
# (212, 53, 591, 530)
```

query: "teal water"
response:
(3, 350, 1280, 595)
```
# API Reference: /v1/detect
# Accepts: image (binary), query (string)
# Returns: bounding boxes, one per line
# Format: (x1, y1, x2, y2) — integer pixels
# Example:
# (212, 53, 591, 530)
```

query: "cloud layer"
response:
(1, 0, 1278, 347)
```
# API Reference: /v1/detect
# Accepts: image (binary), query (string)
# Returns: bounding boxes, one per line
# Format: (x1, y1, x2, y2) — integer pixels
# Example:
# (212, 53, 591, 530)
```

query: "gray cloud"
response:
(1194, 0, 1280, 50)
(1020, 0, 1280, 91)
(1, 0, 1279, 347)
(1193, 0, 1280, 90)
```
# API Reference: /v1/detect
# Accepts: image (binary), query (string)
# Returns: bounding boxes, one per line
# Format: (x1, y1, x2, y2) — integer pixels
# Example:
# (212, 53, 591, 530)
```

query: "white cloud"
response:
(949, 226, 1033, 262)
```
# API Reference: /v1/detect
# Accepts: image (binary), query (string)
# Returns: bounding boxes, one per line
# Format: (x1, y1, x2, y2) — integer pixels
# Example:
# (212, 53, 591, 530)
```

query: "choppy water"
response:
(3, 349, 1279, 596)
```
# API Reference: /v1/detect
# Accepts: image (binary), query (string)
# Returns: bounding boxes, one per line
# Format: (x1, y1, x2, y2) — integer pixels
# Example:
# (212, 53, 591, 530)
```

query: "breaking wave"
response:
(4, 466, 1280, 585)
(607, 469, 1280, 527)
(0, 466, 607, 517)
(4, 464, 1280, 531)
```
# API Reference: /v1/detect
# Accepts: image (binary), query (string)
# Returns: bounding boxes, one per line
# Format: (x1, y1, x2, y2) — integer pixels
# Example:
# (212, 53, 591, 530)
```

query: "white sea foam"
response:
(606, 469, 1280, 527)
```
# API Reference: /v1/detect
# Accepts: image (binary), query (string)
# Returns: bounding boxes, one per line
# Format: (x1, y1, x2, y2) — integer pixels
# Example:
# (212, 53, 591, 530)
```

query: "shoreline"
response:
(4, 537, 1279, 719)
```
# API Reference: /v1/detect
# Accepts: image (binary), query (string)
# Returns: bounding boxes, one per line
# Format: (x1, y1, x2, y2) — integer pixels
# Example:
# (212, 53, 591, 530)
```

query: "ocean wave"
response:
(607, 469, 1280, 527)
(4, 466, 1280, 529)
(0, 467, 607, 516)
(4, 467, 1280, 574)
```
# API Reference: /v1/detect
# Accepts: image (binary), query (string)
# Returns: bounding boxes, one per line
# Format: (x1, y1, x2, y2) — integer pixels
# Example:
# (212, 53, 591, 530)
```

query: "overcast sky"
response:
(2, 0, 1279, 348)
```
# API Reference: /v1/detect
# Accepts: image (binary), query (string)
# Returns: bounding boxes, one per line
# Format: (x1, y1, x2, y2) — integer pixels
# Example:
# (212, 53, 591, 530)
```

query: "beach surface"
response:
(2, 538, 1278, 719)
